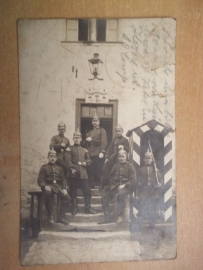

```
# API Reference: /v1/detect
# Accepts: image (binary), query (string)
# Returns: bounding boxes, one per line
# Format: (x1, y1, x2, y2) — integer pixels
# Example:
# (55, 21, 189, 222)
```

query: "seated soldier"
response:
(38, 149, 71, 224)
(99, 150, 137, 224)
(102, 124, 129, 187)
(65, 130, 97, 215)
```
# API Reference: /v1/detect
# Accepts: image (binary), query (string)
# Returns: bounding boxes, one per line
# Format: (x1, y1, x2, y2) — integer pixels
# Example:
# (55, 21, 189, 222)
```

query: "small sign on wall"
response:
(85, 89, 109, 103)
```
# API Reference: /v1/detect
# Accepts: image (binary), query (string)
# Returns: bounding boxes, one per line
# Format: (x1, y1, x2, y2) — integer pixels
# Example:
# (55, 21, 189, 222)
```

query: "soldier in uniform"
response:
(37, 149, 71, 224)
(99, 150, 137, 224)
(86, 113, 107, 187)
(135, 149, 162, 233)
(50, 121, 70, 175)
(65, 130, 97, 215)
(102, 124, 129, 187)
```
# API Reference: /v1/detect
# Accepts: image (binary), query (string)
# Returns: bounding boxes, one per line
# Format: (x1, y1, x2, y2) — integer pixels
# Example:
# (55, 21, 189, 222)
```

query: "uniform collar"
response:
(48, 162, 56, 166)
(119, 161, 127, 165)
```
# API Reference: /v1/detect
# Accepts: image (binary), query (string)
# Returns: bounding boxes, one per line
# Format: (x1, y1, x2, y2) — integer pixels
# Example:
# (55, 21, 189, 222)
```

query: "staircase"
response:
(38, 187, 131, 241)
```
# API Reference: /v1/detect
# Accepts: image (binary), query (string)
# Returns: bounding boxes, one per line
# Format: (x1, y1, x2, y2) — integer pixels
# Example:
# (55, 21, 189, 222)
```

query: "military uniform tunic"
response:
(101, 161, 137, 215)
(137, 165, 161, 199)
(37, 163, 70, 217)
(86, 126, 107, 156)
(102, 136, 129, 180)
(86, 126, 107, 184)
(106, 136, 129, 160)
(49, 134, 70, 174)
(65, 145, 91, 199)
(65, 145, 91, 179)
(50, 134, 70, 160)
(109, 162, 137, 190)
(38, 163, 67, 191)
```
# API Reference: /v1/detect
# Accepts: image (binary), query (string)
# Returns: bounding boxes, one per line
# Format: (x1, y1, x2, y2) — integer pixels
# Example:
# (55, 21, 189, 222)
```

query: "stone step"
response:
(70, 222, 130, 232)
(77, 203, 114, 213)
(41, 221, 130, 232)
(77, 196, 102, 204)
(77, 188, 105, 196)
(38, 230, 131, 241)
(64, 212, 105, 223)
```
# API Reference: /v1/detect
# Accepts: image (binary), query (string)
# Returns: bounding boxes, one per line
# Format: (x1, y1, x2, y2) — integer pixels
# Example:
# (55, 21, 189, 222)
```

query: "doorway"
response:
(75, 100, 118, 148)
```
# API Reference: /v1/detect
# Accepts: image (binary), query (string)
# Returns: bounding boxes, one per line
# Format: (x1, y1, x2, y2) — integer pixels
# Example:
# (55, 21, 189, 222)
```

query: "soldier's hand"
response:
(105, 158, 109, 164)
(99, 153, 104, 159)
(82, 162, 87, 167)
(71, 168, 76, 176)
(45, 186, 51, 192)
(118, 184, 125, 190)
(61, 143, 65, 147)
(86, 137, 92, 142)
(62, 189, 67, 196)
(78, 162, 82, 165)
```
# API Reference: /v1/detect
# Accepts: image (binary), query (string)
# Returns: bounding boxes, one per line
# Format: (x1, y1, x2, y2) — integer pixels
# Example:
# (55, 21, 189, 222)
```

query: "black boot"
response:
(72, 198, 77, 215)
(85, 196, 97, 214)
(58, 203, 69, 224)
(98, 209, 111, 224)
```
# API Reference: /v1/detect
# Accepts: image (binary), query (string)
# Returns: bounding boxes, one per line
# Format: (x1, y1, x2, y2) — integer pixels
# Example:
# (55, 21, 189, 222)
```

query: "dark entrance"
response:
(76, 100, 118, 148)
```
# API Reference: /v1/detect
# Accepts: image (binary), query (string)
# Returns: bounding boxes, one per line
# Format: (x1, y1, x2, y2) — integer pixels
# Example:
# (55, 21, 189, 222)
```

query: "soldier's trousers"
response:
(88, 155, 104, 184)
(101, 157, 117, 186)
(101, 187, 130, 216)
(43, 189, 70, 217)
(69, 178, 91, 199)
(136, 198, 159, 229)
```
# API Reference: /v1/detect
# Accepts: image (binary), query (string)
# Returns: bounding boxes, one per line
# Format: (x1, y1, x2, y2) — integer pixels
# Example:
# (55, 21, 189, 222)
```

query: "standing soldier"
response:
(99, 150, 137, 224)
(135, 148, 162, 234)
(38, 149, 71, 224)
(102, 124, 129, 187)
(65, 130, 97, 215)
(86, 113, 107, 187)
(50, 121, 70, 175)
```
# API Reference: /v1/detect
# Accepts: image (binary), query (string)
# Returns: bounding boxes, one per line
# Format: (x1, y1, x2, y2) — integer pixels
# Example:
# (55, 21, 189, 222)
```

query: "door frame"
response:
(75, 99, 118, 138)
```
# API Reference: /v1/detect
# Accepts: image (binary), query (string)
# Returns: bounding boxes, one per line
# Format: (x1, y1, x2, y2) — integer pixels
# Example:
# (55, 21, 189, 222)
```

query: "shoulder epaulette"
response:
(42, 164, 47, 167)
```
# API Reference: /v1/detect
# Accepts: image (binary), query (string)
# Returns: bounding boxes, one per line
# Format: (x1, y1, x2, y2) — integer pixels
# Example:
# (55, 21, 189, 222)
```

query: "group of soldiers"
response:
(37, 113, 162, 233)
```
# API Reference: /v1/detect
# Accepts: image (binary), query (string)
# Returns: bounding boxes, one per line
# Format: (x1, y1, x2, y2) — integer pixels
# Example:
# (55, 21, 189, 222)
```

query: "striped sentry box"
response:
(126, 119, 174, 222)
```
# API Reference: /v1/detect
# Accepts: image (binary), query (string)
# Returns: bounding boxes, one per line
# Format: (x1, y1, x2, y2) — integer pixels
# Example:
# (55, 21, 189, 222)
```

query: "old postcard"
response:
(19, 18, 176, 265)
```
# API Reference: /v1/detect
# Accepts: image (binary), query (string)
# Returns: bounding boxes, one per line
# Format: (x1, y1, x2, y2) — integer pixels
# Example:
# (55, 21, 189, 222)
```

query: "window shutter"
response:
(66, 20, 78, 41)
(106, 19, 118, 42)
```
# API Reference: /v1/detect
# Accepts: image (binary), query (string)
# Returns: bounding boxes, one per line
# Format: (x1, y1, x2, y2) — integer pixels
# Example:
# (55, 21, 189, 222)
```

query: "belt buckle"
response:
(53, 180, 56, 184)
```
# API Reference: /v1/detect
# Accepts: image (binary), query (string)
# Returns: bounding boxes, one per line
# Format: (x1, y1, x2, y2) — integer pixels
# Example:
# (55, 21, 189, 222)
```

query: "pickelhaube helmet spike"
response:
(58, 121, 66, 128)
(73, 128, 82, 137)
(118, 149, 127, 156)
(92, 112, 99, 120)
(48, 148, 56, 156)
(115, 124, 123, 130)
(144, 148, 152, 158)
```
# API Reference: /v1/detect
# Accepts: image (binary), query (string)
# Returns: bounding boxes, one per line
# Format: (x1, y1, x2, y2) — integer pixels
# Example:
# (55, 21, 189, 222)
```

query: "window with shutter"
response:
(66, 20, 78, 41)
(106, 19, 119, 42)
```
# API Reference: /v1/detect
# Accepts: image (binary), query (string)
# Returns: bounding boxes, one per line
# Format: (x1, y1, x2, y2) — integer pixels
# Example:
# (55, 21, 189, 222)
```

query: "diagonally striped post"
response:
(127, 120, 174, 223)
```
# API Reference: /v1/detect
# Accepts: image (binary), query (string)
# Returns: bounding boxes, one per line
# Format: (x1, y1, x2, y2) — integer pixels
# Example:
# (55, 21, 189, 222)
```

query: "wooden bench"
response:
(27, 191, 60, 236)
(27, 191, 43, 237)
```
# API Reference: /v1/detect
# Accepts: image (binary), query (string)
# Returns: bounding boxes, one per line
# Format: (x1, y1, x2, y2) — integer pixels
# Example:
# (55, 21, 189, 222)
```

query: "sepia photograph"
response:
(19, 18, 176, 265)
